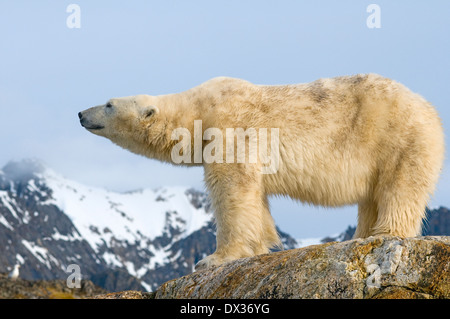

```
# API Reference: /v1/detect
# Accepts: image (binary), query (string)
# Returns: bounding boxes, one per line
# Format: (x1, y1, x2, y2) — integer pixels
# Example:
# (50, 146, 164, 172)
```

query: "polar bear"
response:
(78, 74, 444, 270)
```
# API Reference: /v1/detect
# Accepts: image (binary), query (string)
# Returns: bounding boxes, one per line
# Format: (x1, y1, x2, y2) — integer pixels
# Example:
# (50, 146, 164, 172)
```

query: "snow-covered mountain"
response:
(0, 159, 298, 292)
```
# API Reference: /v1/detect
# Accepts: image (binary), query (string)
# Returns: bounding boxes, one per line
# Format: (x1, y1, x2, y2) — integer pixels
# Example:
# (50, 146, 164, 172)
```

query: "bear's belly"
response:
(263, 152, 372, 207)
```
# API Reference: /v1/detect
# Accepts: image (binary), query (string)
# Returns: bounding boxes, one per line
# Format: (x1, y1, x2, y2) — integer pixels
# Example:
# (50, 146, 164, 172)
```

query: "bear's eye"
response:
(146, 110, 155, 118)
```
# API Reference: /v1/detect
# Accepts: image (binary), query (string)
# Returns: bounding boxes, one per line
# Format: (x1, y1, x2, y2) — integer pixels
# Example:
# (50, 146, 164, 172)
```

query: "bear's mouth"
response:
(85, 125, 105, 130)
(79, 119, 104, 130)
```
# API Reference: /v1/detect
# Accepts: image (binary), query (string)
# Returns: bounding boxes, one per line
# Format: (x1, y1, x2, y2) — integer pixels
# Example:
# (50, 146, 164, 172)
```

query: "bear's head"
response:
(78, 95, 163, 157)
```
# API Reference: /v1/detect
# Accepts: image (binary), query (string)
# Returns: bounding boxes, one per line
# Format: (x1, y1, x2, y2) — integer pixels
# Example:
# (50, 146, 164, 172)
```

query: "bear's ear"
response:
(142, 105, 159, 118)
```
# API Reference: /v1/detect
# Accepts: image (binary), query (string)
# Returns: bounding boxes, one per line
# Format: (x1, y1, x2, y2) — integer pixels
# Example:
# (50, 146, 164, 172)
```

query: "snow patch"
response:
(0, 214, 13, 230)
(21, 239, 59, 269)
(0, 191, 19, 219)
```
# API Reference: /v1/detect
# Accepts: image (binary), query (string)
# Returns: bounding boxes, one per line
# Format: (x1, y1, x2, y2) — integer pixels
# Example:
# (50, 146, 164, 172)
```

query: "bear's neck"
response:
(157, 91, 203, 129)
(148, 92, 204, 166)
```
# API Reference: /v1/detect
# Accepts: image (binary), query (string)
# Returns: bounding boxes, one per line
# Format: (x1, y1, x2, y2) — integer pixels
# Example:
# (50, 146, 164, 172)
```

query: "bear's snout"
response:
(78, 109, 105, 130)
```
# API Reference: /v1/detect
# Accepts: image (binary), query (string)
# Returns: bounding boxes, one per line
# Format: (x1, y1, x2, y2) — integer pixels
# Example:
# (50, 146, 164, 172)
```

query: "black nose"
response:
(78, 112, 83, 120)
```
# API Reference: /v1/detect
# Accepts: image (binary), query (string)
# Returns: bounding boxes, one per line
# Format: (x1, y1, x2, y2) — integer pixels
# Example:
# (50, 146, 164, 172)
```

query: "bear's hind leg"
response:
(369, 120, 443, 237)
(371, 168, 432, 237)
(371, 195, 427, 237)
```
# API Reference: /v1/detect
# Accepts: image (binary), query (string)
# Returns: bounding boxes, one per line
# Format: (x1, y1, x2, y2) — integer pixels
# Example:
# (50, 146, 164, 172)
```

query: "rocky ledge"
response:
(96, 236, 450, 299)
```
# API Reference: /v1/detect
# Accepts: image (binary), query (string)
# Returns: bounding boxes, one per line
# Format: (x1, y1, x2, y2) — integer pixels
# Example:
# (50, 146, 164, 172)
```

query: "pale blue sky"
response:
(1, 1, 449, 238)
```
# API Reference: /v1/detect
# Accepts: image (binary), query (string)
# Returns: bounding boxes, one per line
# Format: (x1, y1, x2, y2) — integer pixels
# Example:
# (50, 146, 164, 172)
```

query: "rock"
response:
(150, 236, 449, 299)
(94, 290, 155, 299)
(0, 273, 106, 299)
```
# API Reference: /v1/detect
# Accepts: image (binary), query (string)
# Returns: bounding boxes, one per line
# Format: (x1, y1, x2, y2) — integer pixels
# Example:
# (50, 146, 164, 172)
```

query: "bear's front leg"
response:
(195, 163, 281, 271)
